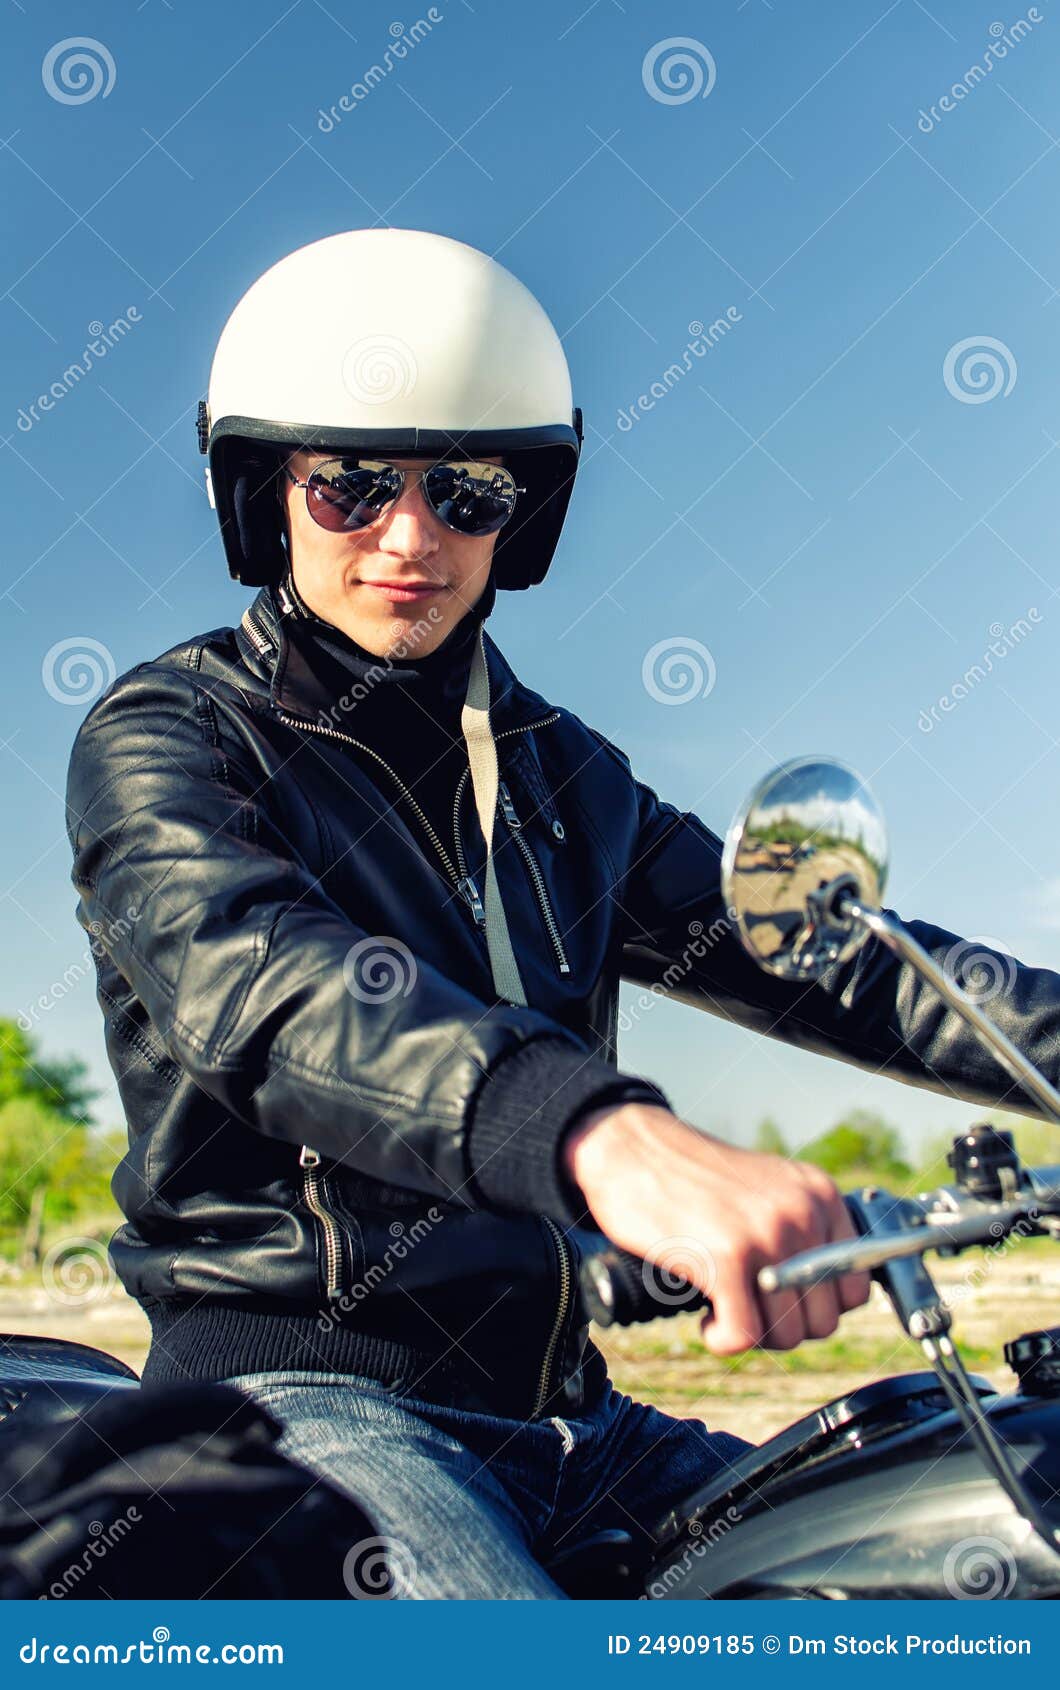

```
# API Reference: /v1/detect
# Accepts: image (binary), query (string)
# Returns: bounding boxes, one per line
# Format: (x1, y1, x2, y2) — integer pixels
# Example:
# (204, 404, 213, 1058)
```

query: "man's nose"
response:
(377, 476, 440, 555)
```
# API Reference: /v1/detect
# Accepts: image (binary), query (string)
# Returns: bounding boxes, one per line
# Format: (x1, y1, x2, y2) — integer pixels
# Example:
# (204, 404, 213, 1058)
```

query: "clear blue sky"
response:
(5, 0, 1060, 1161)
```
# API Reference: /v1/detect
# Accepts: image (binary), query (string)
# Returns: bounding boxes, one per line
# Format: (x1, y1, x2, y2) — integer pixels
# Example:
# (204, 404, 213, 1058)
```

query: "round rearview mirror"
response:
(721, 756, 888, 980)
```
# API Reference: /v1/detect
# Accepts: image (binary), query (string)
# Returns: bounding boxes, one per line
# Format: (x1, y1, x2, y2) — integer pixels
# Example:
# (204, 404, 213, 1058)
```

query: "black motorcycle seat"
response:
(0, 1333, 140, 1442)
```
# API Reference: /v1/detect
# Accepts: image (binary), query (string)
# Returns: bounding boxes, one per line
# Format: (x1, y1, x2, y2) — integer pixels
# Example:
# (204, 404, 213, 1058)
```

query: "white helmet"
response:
(198, 228, 582, 591)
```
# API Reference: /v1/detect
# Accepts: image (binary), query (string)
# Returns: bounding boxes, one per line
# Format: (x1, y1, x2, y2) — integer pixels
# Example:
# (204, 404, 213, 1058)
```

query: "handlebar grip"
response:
(578, 1244, 712, 1328)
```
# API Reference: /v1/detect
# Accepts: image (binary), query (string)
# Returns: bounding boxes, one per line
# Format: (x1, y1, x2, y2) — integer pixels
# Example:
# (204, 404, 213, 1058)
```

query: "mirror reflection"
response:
(721, 757, 889, 980)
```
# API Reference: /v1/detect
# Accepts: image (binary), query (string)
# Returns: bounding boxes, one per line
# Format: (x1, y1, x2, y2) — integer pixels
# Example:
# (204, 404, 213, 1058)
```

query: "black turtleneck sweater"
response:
(277, 566, 672, 1225)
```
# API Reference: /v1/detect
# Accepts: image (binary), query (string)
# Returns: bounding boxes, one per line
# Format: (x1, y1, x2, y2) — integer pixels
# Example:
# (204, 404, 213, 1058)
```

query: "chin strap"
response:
(460, 625, 528, 1007)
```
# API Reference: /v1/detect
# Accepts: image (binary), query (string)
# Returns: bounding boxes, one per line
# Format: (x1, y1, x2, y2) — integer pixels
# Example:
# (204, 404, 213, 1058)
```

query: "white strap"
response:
(460, 629, 528, 1007)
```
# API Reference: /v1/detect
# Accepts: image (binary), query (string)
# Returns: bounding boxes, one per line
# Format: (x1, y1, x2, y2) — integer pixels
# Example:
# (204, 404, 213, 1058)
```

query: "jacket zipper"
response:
(497, 780, 571, 976)
(276, 710, 464, 891)
(242, 605, 275, 657)
(532, 1217, 575, 1418)
(277, 705, 560, 933)
(273, 646, 571, 1361)
(452, 763, 569, 974)
(299, 1145, 345, 1301)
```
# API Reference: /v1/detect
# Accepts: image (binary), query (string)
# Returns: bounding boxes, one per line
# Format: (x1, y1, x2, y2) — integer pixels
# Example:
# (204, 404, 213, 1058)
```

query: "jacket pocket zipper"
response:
(532, 1217, 575, 1418)
(452, 769, 570, 974)
(299, 1145, 346, 1301)
(498, 780, 571, 975)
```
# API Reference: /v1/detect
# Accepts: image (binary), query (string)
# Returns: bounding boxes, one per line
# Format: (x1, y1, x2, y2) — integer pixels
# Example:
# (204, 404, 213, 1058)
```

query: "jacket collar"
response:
(238, 585, 554, 733)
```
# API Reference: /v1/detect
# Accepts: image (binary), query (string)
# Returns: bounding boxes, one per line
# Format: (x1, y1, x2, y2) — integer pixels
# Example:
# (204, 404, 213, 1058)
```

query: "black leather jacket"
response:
(66, 585, 1060, 1416)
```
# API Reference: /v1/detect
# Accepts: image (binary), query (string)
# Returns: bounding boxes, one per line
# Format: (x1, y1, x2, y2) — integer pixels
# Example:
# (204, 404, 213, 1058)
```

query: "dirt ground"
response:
(3, 1246, 1058, 1442)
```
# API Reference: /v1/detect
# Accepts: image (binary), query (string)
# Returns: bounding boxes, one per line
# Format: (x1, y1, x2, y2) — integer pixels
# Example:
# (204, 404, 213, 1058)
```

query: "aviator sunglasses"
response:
(284, 455, 525, 540)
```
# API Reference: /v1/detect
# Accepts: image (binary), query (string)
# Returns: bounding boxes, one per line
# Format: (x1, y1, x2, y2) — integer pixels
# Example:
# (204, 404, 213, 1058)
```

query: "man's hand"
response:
(563, 1102, 871, 1355)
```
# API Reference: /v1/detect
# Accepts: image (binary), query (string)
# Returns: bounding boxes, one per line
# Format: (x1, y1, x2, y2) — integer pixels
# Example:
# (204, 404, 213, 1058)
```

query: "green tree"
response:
(0, 1019, 96, 1124)
(753, 1117, 788, 1156)
(0, 1021, 115, 1254)
(800, 1109, 912, 1189)
(0, 1098, 76, 1229)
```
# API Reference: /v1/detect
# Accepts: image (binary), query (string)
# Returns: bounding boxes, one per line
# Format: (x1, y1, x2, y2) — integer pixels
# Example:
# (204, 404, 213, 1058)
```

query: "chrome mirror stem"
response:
(843, 899, 1060, 1126)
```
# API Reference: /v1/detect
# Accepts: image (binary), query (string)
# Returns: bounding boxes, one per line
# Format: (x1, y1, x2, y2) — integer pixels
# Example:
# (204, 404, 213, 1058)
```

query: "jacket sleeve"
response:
(614, 751, 1060, 1120)
(66, 668, 661, 1223)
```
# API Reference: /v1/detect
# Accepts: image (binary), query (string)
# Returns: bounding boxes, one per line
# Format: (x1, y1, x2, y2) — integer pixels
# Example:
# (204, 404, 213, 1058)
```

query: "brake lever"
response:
(757, 1194, 1039, 1295)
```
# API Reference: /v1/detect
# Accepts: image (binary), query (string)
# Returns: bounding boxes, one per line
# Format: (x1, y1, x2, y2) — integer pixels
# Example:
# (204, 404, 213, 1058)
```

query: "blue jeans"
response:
(222, 1368, 751, 1599)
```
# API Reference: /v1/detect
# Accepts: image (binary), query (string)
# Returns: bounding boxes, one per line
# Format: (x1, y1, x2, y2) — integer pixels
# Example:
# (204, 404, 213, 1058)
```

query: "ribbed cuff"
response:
(466, 1035, 670, 1226)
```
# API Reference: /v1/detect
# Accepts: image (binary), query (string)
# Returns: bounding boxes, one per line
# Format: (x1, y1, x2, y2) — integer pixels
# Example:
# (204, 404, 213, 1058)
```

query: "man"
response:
(66, 229, 1060, 1598)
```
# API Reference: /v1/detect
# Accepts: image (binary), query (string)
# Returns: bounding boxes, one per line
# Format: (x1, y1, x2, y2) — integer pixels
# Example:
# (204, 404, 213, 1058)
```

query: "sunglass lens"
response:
(305, 460, 402, 531)
(423, 462, 518, 536)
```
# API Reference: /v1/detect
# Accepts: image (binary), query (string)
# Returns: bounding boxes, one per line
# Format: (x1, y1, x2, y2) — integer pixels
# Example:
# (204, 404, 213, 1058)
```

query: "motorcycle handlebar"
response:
(577, 1241, 711, 1329)
(579, 1166, 1060, 1330)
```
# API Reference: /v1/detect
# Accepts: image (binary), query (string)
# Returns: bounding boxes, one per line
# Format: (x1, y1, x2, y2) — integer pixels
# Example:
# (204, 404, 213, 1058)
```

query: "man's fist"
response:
(562, 1102, 870, 1355)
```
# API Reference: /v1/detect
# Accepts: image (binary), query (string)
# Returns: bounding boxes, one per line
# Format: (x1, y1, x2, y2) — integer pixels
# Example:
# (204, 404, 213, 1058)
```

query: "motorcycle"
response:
(4, 756, 1060, 1600)
(576, 755, 1060, 1599)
